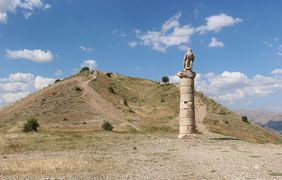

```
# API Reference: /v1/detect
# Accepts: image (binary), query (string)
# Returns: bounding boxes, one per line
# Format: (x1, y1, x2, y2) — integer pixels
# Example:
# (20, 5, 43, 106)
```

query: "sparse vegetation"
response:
(123, 99, 128, 106)
(161, 76, 169, 84)
(101, 121, 113, 131)
(23, 118, 40, 132)
(242, 116, 250, 123)
(108, 86, 116, 94)
(106, 72, 113, 77)
(80, 67, 89, 73)
(55, 79, 61, 83)
(75, 86, 82, 92)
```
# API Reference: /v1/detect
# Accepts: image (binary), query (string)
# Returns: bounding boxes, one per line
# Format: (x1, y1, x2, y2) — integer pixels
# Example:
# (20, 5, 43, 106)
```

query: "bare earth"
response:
(1, 73, 282, 179)
(1, 133, 282, 180)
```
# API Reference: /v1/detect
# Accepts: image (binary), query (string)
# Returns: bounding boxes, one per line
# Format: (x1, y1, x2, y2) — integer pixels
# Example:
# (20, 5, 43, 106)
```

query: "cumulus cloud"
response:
(208, 37, 224, 48)
(136, 12, 242, 52)
(196, 13, 242, 34)
(0, 0, 51, 23)
(168, 70, 282, 105)
(80, 59, 97, 71)
(138, 12, 195, 53)
(80, 45, 95, 52)
(168, 75, 180, 84)
(272, 68, 282, 75)
(0, 72, 55, 106)
(34, 76, 55, 90)
(6, 49, 53, 62)
(196, 71, 282, 104)
(128, 41, 138, 48)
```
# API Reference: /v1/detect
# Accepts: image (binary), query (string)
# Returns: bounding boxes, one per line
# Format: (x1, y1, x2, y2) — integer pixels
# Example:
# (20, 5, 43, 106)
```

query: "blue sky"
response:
(1, 0, 282, 111)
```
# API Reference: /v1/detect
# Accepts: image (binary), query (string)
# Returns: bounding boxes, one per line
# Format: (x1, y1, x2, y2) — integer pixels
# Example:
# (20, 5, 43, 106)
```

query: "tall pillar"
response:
(177, 48, 197, 139)
(177, 70, 196, 138)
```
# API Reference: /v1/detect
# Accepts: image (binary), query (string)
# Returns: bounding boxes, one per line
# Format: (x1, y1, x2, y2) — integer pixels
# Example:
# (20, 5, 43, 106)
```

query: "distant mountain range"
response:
(237, 109, 282, 133)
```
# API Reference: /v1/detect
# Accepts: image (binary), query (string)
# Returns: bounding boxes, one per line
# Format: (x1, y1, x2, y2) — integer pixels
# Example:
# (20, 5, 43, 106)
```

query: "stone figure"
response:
(183, 48, 195, 70)
(177, 48, 197, 138)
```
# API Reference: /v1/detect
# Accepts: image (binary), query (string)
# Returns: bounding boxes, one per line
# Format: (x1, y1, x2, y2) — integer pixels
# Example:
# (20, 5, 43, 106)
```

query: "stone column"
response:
(177, 70, 196, 138)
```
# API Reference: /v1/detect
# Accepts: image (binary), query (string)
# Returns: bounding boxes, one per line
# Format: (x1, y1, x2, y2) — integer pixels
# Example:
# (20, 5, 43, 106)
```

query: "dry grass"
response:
(0, 70, 281, 154)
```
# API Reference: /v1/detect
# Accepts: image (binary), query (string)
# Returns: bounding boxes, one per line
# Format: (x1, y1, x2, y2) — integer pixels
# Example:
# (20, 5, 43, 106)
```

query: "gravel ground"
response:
(1, 134, 282, 180)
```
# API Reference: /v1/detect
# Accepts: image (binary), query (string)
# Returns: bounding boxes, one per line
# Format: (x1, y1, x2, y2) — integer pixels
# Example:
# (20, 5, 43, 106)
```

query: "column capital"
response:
(177, 70, 196, 79)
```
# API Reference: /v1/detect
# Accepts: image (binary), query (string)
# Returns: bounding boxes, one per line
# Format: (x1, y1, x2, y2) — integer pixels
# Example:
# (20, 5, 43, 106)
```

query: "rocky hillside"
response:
(0, 70, 281, 143)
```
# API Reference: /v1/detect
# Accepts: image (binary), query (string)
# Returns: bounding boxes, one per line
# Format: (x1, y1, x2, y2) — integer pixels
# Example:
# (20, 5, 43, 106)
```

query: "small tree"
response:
(162, 76, 169, 84)
(102, 121, 113, 131)
(55, 79, 61, 83)
(23, 118, 40, 132)
(106, 72, 113, 78)
(80, 67, 89, 73)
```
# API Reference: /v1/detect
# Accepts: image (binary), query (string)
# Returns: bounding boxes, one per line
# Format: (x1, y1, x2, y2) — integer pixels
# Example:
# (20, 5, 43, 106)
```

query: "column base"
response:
(178, 133, 199, 139)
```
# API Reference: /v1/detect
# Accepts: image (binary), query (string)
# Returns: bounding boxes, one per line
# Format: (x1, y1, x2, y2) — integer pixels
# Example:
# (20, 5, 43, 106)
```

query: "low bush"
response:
(108, 86, 116, 94)
(23, 118, 40, 132)
(242, 116, 250, 123)
(55, 79, 61, 83)
(123, 99, 128, 106)
(80, 67, 89, 73)
(102, 121, 113, 131)
(75, 86, 82, 92)
(106, 72, 113, 78)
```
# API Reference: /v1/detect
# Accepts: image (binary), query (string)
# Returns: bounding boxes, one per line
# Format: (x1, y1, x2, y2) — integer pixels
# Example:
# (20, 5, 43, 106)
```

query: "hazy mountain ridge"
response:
(237, 109, 282, 133)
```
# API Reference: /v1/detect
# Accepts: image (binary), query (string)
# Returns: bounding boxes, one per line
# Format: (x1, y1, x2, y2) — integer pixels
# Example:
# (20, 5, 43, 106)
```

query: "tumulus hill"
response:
(0, 70, 281, 143)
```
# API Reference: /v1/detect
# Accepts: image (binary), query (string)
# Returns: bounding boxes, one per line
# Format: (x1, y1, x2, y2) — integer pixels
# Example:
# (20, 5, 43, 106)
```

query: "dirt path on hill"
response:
(78, 75, 141, 132)
(195, 104, 223, 138)
(1, 133, 282, 179)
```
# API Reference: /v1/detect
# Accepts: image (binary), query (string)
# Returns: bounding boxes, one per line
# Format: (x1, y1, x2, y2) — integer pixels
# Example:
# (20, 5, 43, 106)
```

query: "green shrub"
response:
(55, 79, 61, 83)
(123, 99, 128, 106)
(242, 116, 250, 123)
(102, 121, 113, 131)
(108, 86, 116, 94)
(162, 76, 169, 84)
(75, 86, 82, 92)
(80, 67, 89, 73)
(23, 118, 40, 132)
(106, 72, 113, 78)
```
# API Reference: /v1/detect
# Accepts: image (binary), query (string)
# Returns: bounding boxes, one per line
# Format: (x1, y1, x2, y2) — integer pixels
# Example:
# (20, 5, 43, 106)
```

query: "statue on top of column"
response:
(183, 48, 195, 71)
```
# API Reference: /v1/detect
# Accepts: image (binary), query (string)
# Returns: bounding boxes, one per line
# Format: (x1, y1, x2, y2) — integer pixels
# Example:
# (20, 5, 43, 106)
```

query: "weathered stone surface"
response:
(177, 48, 197, 138)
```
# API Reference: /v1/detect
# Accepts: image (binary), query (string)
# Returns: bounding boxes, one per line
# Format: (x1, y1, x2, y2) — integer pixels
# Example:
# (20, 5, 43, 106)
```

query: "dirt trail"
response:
(78, 75, 140, 132)
(195, 103, 223, 138)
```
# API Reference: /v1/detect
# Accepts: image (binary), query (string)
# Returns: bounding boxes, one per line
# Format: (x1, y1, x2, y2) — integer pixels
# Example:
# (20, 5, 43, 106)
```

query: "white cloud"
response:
(136, 12, 241, 53)
(138, 12, 195, 53)
(128, 41, 138, 48)
(34, 76, 55, 90)
(80, 59, 97, 71)
(208, 37, 224, 48)
(196, 13, 242, 34)
(276, 45, 282, 56)
(54, 70, 63, 76)
(8, 72, 35, 82)
(80, 45, 95, 52)
(168, 70, 282, 105)
(0, 12, 7, 23)
(161, 12, 181, 32)
(0, 0, 51, 23)
(0, 72, 55, 106)
(6, 49, 53, 62)
(168, 75, 180, 84)
(272, 69, 282, 75)
(195, 71, 282, 104)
